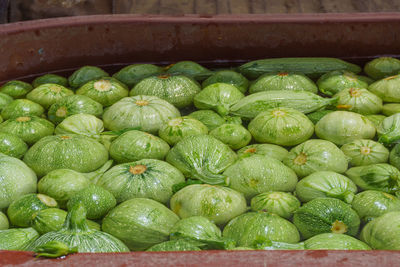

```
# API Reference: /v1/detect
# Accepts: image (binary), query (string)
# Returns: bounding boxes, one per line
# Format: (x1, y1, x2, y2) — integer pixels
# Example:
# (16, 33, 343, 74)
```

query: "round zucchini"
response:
(369, 75, 400, 102)
(364, 57, 400, 80)
(0, 132, 28, 158)
(202, 70, 249, 93)
(1, 99, 44, 120)
(0, 211, 9, 230)
(0, 80, 33, 98)
(159, 116, 208, 146)
(165, 61, 213, 81)
(341, 139, 389, 166)
(188, 110, 226, 131)
(335, 87, 382, 115)
(317, 70, 368, 96)
(112, 63, 163, 87)
(68, 65, 109, 89)
(209, 124, 251, 150)
(250, 192, 300, 219)
(26, 83, 74, 109)
(32, 74, 69, 88)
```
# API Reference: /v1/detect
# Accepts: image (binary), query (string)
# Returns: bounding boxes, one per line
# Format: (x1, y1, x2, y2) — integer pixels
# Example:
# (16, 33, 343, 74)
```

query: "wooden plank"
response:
(159, 0, 195, 14)
(228, 0, 250, 13)
(249, 0, 265, 14)
(298, 0, 325, 13)
(114, 0, 160, 14)
(194, 0, 217, 14)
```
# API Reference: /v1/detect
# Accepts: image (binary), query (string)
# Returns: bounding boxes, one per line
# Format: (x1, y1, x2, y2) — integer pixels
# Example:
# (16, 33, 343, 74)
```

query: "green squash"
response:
(32, 74, 69, 88)
(67, 185, 116, 220)
(68, 66, 109, 89)
(76, 77, 129, 106)
(103, 95, 180, 134)
(230, 90, 337, 119)
(0, 153, 37, 209)
(26, 83, 74, 109)
(112, 63, 163, 87)
(315, 111, 376, 145)
(102, 198, 179, 251)
(295, 171, 357, 203)
(237, 144, 289, 161)
(369, 75, 400, 102)
(364, 57, 400, 80)
(341, 139, 389, 166)
(27, 203, 129, 253)
(7, 193, 58, 227)
(0, 227, 39, 250)
(0, 116, 54, 145)
(351, 190, 400, 223)
(54, 113, 104, 139)
(1, 99, 44, 120)
(0, 92, 13, 111)
(194, 83, 244, 116)
(307, 110, 334, 124)
(159, 116, 208, 146)
(390, 143, 400, 170)
(31, 208, 100, 235)
(97, 159, 185, 204)
(377, 113, 400, 145)
(188, 110, 226, 131)
(202, 70, 249, 93)
(358, 75, 376, 85)
(345, 163, 400, 194)
(146, 239, 202, 251)
(293, 198, 360, 239)
(23, 134, 109, 177)
(130, 74, 201, 108)
(210, 124, 251, 150)
(47, 95, 103, 124)
(250, 192, 300, 219)
(224, 155, 298, 200)
(223, 212, 300, 247)
(0, 80, 33, 98)
(170, 184, 247, 225)
(0, 211, 9, 230)
(283, 139, 348, 178)
(249, 72, 318, 94)
(248, 107, 314, 146)
(0, 132, 28, 158)
(165, 61, 213, 81)
(166, 135, 237, 185)
(360, 211, 400, 249)
(316, 70, 368, 96)
(366, 114, 386, 128)
(304, 233, 371, 250)
(382, 103, 400, 116)
(335, 87, 382, 115)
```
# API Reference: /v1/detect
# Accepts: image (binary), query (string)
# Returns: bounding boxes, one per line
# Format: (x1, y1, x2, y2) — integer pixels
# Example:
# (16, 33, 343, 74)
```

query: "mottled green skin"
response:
(76, 77, 129, 106)
(307, 110, 334, 125)
(0, 227, 39, 250)
(250, 192, 300, 219)
(352, 190, 400, 223)
(68, 66, 109, 89)
(248, 107, 314, 146)
(97, 159, 185, 204)
(47, 95, 103, 124)
(1, 99, 44, 120)
(335, 88, 382, 115)
(358, 75, 376, 85)
(170, 216, 221, 241)
(0, 93, 13, 111)
(0, 132, 28, 158)
(7, 193, 57, 227)
(112, 64, 163, 88)
(249, 72, 318, 94)
(304, 233, 371, 250)
(316, 70, 368, 96)
(237, 144, 289, 161)
(188, 110, 226, 131)
(0, 211, 9, 230)
(377, 113, 400, 145)
(230, 90, 336, 119)
(32, 74, 69, 88)
(55, 113, 104, 138)
(32, 208, 100, 235)
(26, 83, 74, 109)
(170, 184, 247, 226)
(24, 134, 109, 177)
(38, 169, 91, 208)
(109, 130, 169, 163)
(223, 212, 300, 247)
(102, 198, 179, 251)
(166, 61, 213, 81)
(390, 144, 400, 170)
(130, 75, 201, 108)
(0, 80, 33, 98)
(0, 116, 54, 145)
(224, 155, 298, 200)
(361, 211, 400, 249)
(210, 124, 251, 150)
(315, 111, 376, 145)
(382, 103, 400, 116)
(366, 114, 386, 128)
(0, 153, 37, 209)
(345, 163, 400, 194)
(166, 135, 237, 185)
(194, 83, 244, 116)
(67, 185, 116, 220)
(369, 75, 400, 102)
(202, 70, 249, 93)
(283, 139, 348, 178)
(341, 139, 389, 166)
(27, 204, 129, 253)
(146, 239, 202, 251)
(364, 57, 400, 80)
(103, 95, 180, 134)
(159, 116, 208, 146)
(293, 198, 360, 239)
(295, 171, 357, 203)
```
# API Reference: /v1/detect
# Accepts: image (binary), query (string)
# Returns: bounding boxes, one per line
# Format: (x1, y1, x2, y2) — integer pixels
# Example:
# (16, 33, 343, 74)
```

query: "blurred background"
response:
(2, 0, 399, 24)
